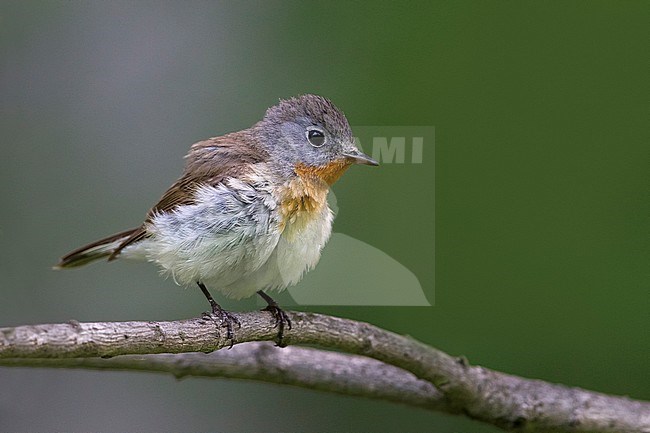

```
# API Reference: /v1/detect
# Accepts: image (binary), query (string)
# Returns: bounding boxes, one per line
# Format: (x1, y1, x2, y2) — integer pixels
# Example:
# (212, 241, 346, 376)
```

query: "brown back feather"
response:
(108, 130, 267, 259)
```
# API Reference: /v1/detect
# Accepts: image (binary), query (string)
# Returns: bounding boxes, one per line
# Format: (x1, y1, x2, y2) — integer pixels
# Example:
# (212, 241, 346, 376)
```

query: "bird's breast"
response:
(277, 172, 332, 241)
(267, 176, 333, 293)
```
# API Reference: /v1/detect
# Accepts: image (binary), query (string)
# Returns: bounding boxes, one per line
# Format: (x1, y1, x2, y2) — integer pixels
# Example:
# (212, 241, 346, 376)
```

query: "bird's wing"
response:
(109, 132, 267, 259)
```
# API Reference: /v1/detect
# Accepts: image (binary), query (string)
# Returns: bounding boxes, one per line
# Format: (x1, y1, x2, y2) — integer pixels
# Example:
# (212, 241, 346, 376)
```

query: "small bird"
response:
(56, 94, 378, 344)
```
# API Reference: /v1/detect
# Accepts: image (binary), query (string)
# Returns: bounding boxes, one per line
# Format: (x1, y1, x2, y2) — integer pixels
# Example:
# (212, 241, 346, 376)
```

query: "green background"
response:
(1, 1, 647, 431)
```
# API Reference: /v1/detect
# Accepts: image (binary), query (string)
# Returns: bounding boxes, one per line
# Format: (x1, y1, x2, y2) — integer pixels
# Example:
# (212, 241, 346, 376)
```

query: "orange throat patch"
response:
(278, 159, 350, 234)
(294, 159, 351, 187)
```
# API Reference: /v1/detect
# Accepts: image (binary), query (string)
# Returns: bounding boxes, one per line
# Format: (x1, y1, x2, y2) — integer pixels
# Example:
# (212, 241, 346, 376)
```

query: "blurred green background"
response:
(1, 1, 647, 431)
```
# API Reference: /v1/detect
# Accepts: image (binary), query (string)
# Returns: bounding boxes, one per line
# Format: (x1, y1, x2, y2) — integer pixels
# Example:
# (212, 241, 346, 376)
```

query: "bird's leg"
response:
(197, 281, 240, 347)
(257, 290, 292, 347)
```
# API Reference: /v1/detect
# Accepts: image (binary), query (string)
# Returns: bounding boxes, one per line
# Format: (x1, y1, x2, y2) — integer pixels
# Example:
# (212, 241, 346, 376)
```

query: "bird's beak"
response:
(342, 149, 379, 166)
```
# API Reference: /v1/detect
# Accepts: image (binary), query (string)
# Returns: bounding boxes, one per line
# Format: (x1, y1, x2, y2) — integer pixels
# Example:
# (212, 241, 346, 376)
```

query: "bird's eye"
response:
(306, 128, 326, 147)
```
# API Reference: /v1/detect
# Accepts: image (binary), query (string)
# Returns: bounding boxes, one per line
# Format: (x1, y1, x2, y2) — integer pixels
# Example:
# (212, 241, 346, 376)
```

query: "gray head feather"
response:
(254, 94, 359, 176)
(263, 94, 353, 143)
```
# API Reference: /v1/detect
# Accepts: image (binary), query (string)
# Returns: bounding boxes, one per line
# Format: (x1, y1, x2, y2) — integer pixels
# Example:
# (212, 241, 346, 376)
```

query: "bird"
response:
(55, 94, 378, 345)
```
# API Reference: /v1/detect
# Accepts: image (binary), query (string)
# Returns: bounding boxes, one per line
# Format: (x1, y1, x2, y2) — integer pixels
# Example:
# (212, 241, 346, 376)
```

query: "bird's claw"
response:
(262, 304, 292, 347)
(202, 308, 241, 349)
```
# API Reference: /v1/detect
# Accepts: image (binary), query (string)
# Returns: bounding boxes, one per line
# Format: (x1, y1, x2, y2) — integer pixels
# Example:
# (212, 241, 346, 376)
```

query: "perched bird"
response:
(56, 94, 378, 344)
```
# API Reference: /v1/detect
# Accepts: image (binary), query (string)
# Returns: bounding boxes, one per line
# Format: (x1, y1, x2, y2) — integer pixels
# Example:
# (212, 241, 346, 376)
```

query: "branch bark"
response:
(0, 342, 448, 412)
(1, 311, 648, 432)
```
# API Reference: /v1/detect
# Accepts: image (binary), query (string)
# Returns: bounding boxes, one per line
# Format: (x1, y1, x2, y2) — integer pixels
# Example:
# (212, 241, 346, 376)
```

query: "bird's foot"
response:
(257, 291, 292, 347)
(202, 306, 241, 349)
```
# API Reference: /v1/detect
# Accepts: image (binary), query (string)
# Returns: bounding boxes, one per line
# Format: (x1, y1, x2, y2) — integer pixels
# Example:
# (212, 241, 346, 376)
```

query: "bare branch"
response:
(0, 342, 448, 412)
(1, 311, 648, 432)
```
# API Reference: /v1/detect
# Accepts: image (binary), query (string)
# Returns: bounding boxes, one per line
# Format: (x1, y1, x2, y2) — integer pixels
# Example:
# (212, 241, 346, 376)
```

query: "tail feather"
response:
(54, 228, 141, 269)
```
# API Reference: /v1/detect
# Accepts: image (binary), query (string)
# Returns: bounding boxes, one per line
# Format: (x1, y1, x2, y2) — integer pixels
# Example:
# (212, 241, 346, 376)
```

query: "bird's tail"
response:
(54, 228, 142, 269)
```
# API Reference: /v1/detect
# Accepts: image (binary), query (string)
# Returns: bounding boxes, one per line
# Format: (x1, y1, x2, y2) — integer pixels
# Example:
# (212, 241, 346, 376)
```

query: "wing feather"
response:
(109, 131, 267, 258)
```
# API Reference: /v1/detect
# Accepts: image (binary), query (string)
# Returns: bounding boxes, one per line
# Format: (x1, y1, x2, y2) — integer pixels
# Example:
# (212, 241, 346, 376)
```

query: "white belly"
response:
(207, 203, 334, 299)
(125, 182, 334, 300)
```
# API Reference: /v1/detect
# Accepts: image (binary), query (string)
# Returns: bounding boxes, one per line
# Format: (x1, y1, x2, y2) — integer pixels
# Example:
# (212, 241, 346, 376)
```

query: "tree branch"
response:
(0, 342, 447, 412)
(1, 311, 648, 432)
